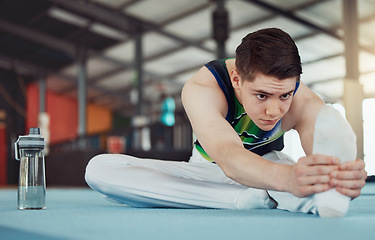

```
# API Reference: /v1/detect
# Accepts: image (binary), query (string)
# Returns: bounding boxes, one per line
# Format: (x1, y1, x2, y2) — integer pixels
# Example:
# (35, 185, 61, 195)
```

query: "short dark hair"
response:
(235, 28, 302, 81)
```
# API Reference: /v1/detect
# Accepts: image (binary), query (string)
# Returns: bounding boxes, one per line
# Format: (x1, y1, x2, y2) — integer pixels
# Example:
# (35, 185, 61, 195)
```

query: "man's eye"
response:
(256, 94, 267, 100)
(281, 94, 291, 100)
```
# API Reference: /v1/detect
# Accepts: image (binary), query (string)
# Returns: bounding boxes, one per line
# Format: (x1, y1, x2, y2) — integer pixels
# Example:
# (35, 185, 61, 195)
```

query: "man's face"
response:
(237, 73, 297, 131)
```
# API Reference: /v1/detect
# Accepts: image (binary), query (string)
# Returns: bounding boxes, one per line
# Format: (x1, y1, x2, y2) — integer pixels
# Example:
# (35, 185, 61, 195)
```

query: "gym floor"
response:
(1, 183, 374, 240)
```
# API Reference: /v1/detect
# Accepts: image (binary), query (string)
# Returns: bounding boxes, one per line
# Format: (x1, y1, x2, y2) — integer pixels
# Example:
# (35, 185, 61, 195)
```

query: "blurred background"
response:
(0, 0, 374, 186)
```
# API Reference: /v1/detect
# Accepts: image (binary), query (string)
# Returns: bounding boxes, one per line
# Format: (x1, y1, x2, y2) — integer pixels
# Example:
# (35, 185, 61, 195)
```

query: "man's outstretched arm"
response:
(182, 68, 338, 197)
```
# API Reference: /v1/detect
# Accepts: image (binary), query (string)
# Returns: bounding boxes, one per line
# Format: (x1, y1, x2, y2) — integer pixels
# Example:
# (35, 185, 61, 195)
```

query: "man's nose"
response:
(265, 100, 281, 117)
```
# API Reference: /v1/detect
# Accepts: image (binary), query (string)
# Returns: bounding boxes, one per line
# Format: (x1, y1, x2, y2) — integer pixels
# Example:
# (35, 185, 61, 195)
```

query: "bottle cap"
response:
(14, 128, 45, 160)
(29, 127, 41, 135)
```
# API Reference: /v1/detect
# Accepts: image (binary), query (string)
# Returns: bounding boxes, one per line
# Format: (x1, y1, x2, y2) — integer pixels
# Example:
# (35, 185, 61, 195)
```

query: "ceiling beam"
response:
(0, 19, 76, 57)
(0, 18, 162, 108)
(244, 0, 375, 56)
(0, 54, 39, 77)
(158, 2, 212, 26)
(245, 0, 341, 38)
(51, 0, 134, 33)
(143, 0, 338, 67)
(65, 0, 374, 95)
(49, 0, 213, 53)
(60, 1, 213, 89)
(0, 17, 163, 81)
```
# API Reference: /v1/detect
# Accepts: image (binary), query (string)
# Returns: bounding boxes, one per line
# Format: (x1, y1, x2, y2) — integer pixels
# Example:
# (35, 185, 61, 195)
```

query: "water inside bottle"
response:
(18, 185, 46, 210)
(18, 153, 46, 210)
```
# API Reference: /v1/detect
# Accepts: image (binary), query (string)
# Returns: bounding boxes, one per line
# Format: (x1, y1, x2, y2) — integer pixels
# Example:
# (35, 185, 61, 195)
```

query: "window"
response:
(363, 98, 375, 176)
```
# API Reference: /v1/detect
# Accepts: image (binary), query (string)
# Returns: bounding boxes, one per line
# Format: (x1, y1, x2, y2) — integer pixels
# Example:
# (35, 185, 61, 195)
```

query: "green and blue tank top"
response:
(194, 59, 286, 162)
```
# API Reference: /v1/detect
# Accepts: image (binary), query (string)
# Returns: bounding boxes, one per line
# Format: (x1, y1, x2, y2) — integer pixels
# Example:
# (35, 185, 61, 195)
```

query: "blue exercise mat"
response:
(1, 183, 375, 240)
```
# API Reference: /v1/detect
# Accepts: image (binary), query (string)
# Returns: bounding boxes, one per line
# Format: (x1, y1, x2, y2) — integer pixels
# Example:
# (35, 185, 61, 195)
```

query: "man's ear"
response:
(230, 70, 241, 90)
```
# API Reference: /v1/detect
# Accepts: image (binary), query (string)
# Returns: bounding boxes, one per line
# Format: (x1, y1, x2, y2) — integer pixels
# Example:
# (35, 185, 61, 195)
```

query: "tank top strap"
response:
(204, 59, 235, 122)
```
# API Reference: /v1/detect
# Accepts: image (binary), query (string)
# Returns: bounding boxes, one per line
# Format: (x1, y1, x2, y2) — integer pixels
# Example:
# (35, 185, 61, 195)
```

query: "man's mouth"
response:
(261, 119, 278, 125)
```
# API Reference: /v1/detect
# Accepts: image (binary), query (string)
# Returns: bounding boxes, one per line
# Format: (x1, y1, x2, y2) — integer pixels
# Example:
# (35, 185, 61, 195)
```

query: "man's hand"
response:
(287, 154, 340, 198)
(330, 159, 367, 199)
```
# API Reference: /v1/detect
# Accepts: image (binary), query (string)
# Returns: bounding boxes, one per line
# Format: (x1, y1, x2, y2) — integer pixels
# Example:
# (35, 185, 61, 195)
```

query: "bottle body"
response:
(18, 148, 46, 210)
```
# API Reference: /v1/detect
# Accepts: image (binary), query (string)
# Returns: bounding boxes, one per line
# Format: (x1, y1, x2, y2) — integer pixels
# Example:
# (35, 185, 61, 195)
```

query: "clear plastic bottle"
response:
(15, 128, 46, 210)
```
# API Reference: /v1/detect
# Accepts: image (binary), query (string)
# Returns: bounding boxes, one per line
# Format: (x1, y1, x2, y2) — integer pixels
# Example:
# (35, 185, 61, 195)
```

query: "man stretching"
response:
(85, 28, 367, 216)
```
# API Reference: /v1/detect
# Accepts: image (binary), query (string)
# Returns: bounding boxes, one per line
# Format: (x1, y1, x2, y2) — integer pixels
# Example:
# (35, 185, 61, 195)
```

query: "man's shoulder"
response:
(185, 64, 221, 88)
(182, 65, 229, 119)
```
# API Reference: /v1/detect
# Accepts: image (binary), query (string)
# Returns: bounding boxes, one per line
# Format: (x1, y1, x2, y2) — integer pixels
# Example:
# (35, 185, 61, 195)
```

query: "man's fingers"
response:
(328, 159, 367, 200)
(297, 175, 331, 186)
(340, 159, 366, 171)
(299, 155, 340, 166)
(330, 178, 366, 190)
(331, 169, 367, 181)
(336, 187, 362, 199)
(297, 184, 332, 197)
(295, 165, 339, 178)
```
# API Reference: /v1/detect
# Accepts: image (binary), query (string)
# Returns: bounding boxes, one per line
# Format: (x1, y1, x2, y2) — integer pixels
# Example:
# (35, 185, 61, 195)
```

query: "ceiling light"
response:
(47, 7, 89, 27)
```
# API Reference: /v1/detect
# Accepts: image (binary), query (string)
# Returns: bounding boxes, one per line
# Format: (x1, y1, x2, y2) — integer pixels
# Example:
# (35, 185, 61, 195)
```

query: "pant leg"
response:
(85, 153, 276, 210)
(262, 151, 318, 215)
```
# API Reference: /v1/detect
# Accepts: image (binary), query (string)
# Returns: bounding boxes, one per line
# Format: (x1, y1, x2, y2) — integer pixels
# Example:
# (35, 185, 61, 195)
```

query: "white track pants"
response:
(85, 148, 316, 213)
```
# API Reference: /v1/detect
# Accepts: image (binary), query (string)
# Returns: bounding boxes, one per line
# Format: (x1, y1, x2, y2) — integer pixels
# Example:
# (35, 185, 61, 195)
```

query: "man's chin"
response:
(255, 121, 278, 131)
(260, 125, 276, 131)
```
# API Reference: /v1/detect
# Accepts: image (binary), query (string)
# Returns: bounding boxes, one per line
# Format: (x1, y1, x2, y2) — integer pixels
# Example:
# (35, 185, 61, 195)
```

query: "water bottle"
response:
(14, 127, 46, 210)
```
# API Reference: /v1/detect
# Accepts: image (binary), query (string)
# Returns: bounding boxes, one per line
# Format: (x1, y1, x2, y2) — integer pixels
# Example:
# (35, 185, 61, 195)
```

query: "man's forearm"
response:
(214, 145, 292, 192)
